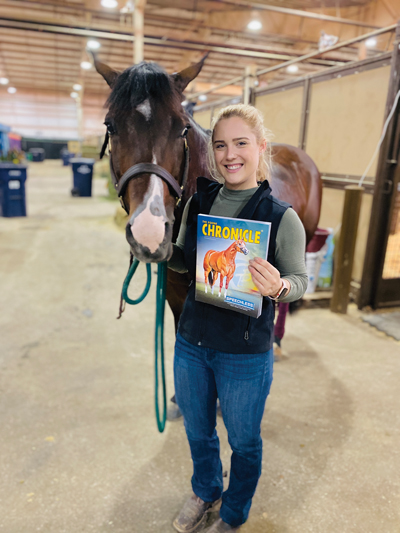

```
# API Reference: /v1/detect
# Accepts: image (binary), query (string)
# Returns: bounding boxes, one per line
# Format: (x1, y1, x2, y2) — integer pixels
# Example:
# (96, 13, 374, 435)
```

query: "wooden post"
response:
(331, 186, 364, 313)
(134, 0, 146, 64)
(77, 95, 83, 142)
(243, 64, 257, 105)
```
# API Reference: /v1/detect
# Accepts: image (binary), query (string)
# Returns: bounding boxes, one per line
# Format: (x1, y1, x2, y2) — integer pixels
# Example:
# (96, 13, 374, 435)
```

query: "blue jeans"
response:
(174, 333, 274, 527)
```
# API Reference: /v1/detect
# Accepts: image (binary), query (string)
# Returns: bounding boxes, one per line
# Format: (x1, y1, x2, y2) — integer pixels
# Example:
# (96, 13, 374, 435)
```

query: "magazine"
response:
(195, 214, 271, 318)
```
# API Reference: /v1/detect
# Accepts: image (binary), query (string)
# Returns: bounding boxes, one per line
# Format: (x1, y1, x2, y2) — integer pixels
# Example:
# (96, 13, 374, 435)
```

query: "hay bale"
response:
(114, 205, 129, 230)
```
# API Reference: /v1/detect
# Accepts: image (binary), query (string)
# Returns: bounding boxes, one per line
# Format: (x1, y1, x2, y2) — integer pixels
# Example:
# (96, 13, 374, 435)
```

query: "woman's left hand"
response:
(248, 257, 282, 297)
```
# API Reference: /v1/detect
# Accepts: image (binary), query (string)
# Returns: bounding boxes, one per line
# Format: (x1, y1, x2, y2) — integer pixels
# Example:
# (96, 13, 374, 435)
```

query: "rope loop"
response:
(120, 257, 167, 432)
(122, 258, 151, 305)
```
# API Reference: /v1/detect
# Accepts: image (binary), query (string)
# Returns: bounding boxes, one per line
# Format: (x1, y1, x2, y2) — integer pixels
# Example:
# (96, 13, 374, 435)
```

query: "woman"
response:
(168, 104, 307, 532)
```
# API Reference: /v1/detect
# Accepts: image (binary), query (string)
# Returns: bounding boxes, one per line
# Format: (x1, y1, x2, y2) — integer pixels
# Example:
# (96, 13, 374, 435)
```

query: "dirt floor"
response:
(1, 160, 399, 533)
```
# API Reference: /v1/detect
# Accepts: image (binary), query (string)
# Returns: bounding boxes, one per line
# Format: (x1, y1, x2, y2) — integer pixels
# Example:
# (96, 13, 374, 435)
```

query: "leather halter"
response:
(101, 131, 190, 214)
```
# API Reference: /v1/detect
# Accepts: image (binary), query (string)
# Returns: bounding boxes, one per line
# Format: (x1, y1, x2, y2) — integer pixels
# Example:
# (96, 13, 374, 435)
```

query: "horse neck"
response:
(225, 242, 239, 260)
(185, 116, 212, 197)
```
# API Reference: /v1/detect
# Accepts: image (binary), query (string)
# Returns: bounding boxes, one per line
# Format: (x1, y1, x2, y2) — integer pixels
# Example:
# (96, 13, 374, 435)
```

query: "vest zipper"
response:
(244, 317, 251, 341)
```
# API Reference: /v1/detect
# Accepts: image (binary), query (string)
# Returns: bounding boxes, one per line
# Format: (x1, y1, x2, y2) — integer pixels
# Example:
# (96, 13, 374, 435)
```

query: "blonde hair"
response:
(207, 104, 273, 183)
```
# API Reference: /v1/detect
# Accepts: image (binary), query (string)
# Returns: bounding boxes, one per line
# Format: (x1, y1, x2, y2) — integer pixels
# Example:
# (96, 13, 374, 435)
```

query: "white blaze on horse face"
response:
(136, 100, 152, 121)
(129, 174, 167, 254)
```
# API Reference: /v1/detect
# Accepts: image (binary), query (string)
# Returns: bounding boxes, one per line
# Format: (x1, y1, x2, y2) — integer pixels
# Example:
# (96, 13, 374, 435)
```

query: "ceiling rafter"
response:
(0, 0, 397, 111)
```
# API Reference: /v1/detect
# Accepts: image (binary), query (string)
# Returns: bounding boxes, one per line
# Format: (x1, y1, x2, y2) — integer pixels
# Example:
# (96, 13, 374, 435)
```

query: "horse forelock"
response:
(106, 61, 182, 117)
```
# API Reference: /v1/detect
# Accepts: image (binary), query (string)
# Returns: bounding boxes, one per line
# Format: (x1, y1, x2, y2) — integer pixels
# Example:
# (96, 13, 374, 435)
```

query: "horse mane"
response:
(106, 61, 182, 116)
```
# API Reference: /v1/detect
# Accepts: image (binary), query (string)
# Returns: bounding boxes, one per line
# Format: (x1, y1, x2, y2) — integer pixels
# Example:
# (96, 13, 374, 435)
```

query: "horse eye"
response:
(180, 125, 191, 138)
(104, 121, 116, 136)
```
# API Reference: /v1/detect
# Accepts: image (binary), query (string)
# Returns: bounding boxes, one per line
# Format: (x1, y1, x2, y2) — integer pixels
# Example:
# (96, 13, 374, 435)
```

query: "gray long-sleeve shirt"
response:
(168, 185, 308, 302)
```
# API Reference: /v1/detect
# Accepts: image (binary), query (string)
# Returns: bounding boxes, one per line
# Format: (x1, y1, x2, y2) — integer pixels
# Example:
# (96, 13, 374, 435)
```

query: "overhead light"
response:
(287, 64, 299, 73)
(87, 40, 101, 50)
(198, 95, 207, 102)
(318, 30, 339, 51)
(7, 87, 17, 94)
(101, 0, 118, 7)
(70, 92, 79, 98)
(365, 37, 377, 48)
(73, 84, 82, 91)
(247, 20, 262, 31)
(0, 77, 9, 85)
(81, 61, 92, 70)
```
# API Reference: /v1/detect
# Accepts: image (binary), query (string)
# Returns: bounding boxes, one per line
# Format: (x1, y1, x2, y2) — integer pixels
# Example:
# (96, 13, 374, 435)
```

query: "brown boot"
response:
(203, 517, 241, 532)
(173, 494, 221, 533)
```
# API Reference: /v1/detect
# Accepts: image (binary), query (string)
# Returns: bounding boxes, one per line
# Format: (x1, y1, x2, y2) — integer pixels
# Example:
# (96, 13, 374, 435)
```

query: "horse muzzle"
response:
(126, 215, 174, 263)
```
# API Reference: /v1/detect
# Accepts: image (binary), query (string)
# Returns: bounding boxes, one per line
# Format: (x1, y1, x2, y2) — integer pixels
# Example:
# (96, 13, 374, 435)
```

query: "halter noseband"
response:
(100, 131, 190, 213)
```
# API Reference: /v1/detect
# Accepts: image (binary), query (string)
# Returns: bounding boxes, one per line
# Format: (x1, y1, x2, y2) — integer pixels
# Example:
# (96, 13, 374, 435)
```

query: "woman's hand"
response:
(248, 257, 282, 297)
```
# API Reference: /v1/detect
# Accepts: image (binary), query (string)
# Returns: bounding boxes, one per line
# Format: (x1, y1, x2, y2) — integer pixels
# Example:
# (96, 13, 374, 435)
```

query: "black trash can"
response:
(71, 158, 95, 197)
(29, 148, 45, 162)
(0, 163, 27, 217)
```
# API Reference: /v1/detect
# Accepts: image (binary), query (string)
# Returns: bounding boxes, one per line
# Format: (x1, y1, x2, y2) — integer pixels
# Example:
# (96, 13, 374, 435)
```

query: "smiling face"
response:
(212, 116, 267, 190)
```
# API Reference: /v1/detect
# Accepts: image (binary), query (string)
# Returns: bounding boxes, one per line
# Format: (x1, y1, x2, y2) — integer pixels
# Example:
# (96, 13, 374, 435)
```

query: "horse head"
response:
(93, 54, 208, 263)
(234, 240, 249, 255)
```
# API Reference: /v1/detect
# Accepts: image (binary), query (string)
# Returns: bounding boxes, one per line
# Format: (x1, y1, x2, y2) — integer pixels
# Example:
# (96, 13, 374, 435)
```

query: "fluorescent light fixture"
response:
(70, 92, 79, 98)
(247, 20, 262, 31)
(287, 64, 299, 73)
(87, 40, 101, 50)
(0, 77, 9, 85)
(7, 87, 17, 94)
(365, 37, 377, 48)
(101, 0, 118, 7)
(198, 95, 207, 102)
(81, 61, 92, 70)
(73, 84, 82, 91)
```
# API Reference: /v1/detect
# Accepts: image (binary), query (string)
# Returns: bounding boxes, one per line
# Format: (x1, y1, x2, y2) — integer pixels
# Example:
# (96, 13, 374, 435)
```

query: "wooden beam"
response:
(330, 186, 364, 314)
(134, 0, 146, 64)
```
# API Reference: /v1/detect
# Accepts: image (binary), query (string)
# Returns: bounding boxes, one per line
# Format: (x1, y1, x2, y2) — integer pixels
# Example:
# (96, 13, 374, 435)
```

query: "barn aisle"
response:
(0, 161, 399, 533)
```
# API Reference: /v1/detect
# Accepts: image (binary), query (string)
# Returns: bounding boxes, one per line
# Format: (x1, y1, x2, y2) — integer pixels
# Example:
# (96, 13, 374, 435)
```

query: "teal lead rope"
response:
(154, 261, 167, 432)
(121, 257, 167, 433)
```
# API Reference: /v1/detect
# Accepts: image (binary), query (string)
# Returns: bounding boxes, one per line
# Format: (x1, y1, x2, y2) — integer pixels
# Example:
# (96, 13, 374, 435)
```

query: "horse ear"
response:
(171, 53, 209, 93)
(91, 52, 120, 88)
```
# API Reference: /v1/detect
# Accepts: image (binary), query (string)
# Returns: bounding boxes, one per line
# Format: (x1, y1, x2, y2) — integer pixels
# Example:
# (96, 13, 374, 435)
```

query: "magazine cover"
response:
(195, 214, 271, 318)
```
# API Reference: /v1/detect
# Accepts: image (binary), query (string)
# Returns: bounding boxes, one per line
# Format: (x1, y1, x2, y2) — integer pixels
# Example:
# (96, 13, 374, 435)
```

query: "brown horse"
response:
(92, 55, 322, 332)
(204, 239, 249, 297)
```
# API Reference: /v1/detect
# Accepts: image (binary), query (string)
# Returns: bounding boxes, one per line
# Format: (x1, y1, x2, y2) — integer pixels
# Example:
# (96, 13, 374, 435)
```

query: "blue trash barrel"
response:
(0, 163, 27, 217)
(70, 158, 95, 197)
(61, 151, 74, 166)
(29, 148, 45, 162)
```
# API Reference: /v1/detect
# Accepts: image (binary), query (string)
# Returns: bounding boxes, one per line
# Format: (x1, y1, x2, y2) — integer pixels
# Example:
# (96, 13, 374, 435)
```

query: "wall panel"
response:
(306, 66, 391, 178)
(193, 109, 212, 130)
(254, 86, 304, 145)
(0, 91, 79, 139)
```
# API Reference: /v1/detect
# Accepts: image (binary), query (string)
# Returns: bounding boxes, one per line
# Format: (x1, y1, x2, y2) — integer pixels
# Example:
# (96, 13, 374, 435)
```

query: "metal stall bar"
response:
(220, 0, 383, 30)
(360, 23, 400, 308)
(0, 17, 337, 65)
(255, 25, 396, 78)
(185, 24, 396, 102)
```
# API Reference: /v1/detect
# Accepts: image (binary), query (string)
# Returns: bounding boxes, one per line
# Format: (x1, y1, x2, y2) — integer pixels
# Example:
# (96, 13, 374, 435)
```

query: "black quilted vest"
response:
(179, 177, 290, 354)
